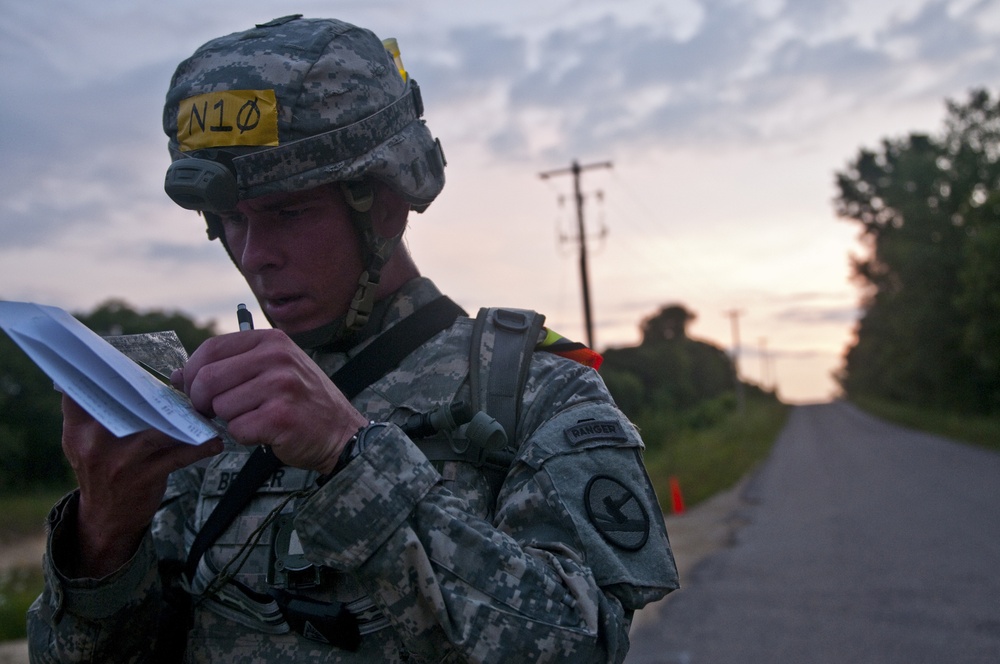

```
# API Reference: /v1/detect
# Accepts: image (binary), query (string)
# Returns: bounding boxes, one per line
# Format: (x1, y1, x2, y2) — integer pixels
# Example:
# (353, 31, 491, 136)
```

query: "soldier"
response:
(28, 15, 677, 663)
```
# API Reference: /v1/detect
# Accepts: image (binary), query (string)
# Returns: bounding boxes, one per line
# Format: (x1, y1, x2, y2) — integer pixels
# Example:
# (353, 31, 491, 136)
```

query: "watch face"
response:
(353, 422, 383, 456)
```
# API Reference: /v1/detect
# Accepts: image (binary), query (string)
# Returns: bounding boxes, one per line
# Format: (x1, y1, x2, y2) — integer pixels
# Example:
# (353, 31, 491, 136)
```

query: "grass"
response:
(0, 488, 70, 542)
(642, 395, 789, 514)
(0, 488, 69, 644)
(852, 396, 1000, 452)
(0, 567, 42, 641)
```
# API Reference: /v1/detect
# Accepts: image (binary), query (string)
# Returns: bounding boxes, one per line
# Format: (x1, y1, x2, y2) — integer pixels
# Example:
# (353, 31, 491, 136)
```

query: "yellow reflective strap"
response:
(539, 328, 563, 349)
(537, 328, 603, 370)
(177, 90, 280, 152)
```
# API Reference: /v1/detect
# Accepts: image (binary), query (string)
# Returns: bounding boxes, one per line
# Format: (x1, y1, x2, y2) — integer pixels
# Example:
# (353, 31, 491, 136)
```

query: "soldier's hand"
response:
(177, 329, 367, 475)
(61, 395, 223, 578)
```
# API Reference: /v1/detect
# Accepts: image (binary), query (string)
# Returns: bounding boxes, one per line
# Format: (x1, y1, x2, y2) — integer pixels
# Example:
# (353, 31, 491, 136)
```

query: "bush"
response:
(852, 396, 1000, 451)
(642, 393, 788, 511)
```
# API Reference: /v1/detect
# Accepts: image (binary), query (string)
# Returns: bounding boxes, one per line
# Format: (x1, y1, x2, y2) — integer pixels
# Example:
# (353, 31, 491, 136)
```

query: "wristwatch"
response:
(317, 421, 384, 485)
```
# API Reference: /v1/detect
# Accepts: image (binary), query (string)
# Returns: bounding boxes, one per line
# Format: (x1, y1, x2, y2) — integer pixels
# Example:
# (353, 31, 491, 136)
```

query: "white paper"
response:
(0, 300, 222, 445)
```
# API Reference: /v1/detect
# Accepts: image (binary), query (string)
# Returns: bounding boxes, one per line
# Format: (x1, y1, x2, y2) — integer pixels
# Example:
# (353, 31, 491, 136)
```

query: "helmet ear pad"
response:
(202, 211, 225, 241)
(201, 211, 246, 284)
(367, 184, 410, 241)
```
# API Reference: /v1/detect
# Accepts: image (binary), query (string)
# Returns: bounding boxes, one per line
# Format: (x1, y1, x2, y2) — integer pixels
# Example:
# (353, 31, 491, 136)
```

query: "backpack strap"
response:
(468, 308, 546, 442)
(184, 295, 466, 582)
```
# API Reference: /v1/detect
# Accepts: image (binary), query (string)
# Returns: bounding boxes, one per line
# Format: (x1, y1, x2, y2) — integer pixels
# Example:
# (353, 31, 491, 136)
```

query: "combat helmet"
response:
(162, 15, 446, 340)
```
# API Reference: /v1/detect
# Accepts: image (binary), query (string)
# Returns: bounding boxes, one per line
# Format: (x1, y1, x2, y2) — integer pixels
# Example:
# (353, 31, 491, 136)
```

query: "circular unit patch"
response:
(584, 475, 650, 551)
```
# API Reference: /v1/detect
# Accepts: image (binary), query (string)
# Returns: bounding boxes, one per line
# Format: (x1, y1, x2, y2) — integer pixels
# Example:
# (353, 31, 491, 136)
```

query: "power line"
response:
(539, 159, 613, 349)
(725, 308, 746, 413)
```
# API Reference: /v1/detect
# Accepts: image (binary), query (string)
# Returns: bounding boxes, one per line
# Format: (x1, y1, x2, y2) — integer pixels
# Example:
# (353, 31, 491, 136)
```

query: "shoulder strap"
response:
(334, 296, 466, 400)
(185, 296, 465, 581)
(468, 307, 545, 442)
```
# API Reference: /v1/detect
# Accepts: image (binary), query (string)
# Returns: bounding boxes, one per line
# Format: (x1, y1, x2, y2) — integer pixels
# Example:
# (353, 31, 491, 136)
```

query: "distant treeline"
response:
(835, 88, 1000, 414)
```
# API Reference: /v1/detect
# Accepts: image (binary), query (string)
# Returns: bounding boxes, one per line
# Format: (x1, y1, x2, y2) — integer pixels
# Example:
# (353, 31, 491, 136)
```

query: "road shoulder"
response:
(630, 474, 751, 632)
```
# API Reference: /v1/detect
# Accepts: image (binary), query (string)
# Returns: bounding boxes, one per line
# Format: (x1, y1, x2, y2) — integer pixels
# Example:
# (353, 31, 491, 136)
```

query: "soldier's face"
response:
(219, 185, 363, 335)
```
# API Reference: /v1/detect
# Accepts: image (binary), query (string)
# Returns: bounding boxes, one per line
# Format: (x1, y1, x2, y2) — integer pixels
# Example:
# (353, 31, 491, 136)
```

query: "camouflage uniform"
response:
(28, 16, 678, 662)
(28, 277, 678, 662)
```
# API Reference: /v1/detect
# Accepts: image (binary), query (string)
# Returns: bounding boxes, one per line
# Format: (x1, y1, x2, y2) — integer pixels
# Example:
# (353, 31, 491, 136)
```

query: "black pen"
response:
(237, 303, 254, 331)
(236, 303, 270, 457)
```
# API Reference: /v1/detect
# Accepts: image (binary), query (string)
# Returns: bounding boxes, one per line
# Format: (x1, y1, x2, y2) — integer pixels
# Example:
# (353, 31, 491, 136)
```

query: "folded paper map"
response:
(0, 301, 222, 445)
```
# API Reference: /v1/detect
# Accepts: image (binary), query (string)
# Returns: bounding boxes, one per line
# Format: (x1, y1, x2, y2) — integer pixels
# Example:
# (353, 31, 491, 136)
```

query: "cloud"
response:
(0, 51, 176, 249)
(143, 240, 226, 267)
(399, 0, 1000, 164)
(765, 346, 837, 360)
(882, 0, 989, 62)
(774, 305, 860, 325)
(414, 25, 528, 100)
(496, 5, 770, 157)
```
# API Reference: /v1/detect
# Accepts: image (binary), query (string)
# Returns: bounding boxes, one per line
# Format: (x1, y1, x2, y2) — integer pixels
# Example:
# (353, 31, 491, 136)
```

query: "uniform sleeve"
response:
(26, 491, 164, 663)
(294, 359, 678, 663)
(27, 465, 205, 663)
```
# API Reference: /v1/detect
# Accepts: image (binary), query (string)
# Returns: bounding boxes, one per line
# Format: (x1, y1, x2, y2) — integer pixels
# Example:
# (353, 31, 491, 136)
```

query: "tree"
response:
(0, 299, 217, 491)
(77, 298, 218, 354)
(956, 190, 1000, 386)
(601, 303, 735, 417)
(0, 332, 65, 490)
(835, 88, 1000, 412)
(641, 304, 696, 343)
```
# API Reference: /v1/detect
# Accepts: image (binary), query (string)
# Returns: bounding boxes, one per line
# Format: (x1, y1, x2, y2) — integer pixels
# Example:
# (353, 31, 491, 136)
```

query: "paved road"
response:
(626, 401, 1000, 663)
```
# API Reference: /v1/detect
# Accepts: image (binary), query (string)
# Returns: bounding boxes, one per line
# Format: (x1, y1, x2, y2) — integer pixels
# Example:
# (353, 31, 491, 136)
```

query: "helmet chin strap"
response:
(340, 180, 405, 333)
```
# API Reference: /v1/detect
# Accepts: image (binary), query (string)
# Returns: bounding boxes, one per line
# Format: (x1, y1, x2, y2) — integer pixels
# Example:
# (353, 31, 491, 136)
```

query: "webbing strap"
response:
(185, 446, 281, 581)
(334, 296, 465, 399)
(185, 296, 466, 581)
(468, 308, 545, 441)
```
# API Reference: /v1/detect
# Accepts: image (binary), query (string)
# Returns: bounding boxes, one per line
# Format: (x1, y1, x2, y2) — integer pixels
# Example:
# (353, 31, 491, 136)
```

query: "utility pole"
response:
(725, 309, 746, 413)
(759, 337, 770, 391)
(539, 159, 612, 349)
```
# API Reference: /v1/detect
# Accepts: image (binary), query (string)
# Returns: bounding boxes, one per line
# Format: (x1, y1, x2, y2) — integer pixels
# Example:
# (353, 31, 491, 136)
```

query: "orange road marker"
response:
(669, 476, 686, 514)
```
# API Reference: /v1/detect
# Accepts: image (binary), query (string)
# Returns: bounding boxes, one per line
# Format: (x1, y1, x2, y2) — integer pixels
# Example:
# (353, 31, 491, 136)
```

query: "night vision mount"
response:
(164, 158, 239, 213)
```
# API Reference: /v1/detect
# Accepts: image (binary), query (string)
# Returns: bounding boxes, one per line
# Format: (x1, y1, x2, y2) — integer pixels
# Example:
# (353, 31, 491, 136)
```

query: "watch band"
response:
(317, 421, 384, 486)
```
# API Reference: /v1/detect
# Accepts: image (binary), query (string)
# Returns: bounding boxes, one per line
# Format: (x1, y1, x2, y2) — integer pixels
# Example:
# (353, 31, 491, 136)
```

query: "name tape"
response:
(177, 90, 279, 152)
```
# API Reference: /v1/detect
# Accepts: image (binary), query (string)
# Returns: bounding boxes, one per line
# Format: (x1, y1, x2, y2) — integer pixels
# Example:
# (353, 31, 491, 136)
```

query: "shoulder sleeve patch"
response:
(584, 475, 650, 551)
(564, 420, 627, 445)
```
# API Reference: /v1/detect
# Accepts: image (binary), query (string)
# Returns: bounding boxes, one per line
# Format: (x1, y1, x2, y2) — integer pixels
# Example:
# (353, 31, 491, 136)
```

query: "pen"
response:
(237, 303, 254, 331)
(237, 302, 269, 456)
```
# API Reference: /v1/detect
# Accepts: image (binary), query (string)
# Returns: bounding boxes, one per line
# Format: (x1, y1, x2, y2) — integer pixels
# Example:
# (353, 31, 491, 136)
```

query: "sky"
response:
(1, 0, 998, 404)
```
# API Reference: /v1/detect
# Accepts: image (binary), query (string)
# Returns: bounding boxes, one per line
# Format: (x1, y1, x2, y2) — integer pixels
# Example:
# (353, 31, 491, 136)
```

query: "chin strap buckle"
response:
(346, 269, 379, 331)
(341, 181, 374, 213)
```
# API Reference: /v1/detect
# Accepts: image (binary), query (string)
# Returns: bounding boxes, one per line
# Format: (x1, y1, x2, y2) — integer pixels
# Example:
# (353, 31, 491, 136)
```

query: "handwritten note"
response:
(0, 301, 222, 445)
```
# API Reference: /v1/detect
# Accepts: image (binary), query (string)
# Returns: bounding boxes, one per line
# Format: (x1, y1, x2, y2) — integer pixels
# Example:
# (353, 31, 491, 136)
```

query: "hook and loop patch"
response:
(584, 475, 650, 551)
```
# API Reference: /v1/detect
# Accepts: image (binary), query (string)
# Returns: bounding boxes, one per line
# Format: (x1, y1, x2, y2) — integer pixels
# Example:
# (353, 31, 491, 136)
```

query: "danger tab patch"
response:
(177, 90, 279, 151)
(564, 420, 627, 445)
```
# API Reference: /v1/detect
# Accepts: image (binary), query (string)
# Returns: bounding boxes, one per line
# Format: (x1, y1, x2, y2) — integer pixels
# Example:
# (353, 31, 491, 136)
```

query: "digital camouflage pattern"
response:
(163, 16, 446, 210)
(27, 278, 678, 662)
